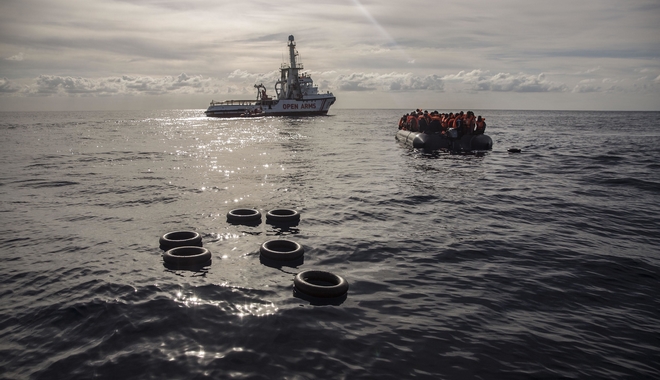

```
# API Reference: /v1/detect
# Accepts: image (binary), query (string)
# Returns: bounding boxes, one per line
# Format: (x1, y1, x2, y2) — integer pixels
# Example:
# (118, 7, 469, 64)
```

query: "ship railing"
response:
(209, 100, 258, 106)
(280, 63, 304, 70)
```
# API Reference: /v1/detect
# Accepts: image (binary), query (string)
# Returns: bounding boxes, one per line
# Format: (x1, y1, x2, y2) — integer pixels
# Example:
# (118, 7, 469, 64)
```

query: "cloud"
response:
(14, 69, 572, 98)
(34, 75, 119, 95)
(575, 66, 601, 75)
(389, 74, 444, 91)
(227, 69, 279, 86)
(442, 70, 488, 83)
(6, 53, 24, 61)
(572, 79, 601, 93)
(28, 74, 216, 96)
(336, 72, 444, 92)
(632, 74, 660, 93)
(0, 78, 21, 93)
(336, 73, 380, 91)
(443, 70, 568, 92)
(124, 73, 212, 94)
(572, 78, 629, 93)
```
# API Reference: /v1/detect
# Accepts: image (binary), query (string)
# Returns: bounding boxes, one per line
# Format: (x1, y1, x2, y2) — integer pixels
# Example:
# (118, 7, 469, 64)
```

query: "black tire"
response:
(163, 246, 212, 266)
(266, 209, 300, 223)
(294, 270, 349, 298)
(260, 239, 304, 261)
(159, 231, 202, 250)
(227, 208, 262, 223)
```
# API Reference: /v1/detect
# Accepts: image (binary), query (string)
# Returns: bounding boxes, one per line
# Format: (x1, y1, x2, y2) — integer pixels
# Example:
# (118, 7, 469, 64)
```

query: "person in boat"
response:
(428, 111, 441, 134)
(406, 112, 419, 132)
(465, 111, 476, 135)
(445, 113, 454, 132)
(457, 111, 464, 131)
(447, 112, 463, 138)
(418, 111, 429, 133)
(399, 114, 408, 130)
(475, 116, 486, 135)
(441, 113, 450, 132)
(439, 113, 449, 135)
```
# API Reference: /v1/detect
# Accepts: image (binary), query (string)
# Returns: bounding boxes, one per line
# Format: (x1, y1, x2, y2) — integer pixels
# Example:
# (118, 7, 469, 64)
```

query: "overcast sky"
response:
(1, 0, 659, 111)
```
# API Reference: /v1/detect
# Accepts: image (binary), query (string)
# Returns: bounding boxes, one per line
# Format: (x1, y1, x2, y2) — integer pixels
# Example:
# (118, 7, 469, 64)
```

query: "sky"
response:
(1, 0, 659, 111)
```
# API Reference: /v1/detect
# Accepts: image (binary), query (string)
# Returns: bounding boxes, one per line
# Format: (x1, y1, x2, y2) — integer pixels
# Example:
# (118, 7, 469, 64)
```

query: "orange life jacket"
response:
(407, 115, 418, 131)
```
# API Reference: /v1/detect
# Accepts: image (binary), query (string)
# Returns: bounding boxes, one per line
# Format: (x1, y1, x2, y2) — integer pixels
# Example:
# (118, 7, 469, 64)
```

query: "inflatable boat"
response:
(396, 129, 493, 153)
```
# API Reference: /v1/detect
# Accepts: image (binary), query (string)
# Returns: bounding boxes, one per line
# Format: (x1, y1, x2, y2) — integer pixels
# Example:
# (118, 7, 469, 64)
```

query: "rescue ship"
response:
(205, 35, 336, 118)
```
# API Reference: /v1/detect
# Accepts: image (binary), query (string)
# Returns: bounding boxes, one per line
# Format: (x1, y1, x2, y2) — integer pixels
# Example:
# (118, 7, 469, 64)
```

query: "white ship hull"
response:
(205, 96, 335, 118)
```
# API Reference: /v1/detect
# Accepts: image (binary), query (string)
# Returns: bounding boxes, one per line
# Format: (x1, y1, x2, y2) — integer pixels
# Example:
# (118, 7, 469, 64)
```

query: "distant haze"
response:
(1, 0, 659, 111)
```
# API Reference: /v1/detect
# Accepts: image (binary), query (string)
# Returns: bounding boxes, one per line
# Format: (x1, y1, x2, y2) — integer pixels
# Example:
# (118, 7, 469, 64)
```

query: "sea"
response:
(0, 109, 658, 380)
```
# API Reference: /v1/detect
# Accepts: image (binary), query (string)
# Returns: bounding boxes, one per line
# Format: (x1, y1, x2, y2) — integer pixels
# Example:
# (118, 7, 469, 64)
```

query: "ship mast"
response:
(278, 35, 303, 100)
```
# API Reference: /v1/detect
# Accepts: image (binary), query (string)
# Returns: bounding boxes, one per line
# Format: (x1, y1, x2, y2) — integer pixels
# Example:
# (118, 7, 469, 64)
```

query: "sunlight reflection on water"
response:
(173, 288, 278, 317)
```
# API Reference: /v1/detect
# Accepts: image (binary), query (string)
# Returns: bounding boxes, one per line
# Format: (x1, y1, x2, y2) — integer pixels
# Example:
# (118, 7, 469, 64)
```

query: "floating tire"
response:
(159, 231, 203, 250)
(266, 209, 300, 224)
(260, 239, 304, 261)
(227, 208, 261, 223)
(294, 270, 349, 298)
(163, 246, 212, 267)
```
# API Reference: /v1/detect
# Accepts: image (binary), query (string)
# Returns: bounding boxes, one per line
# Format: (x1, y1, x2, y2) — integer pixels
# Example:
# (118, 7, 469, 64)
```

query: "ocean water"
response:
(0, 109, 658, 379)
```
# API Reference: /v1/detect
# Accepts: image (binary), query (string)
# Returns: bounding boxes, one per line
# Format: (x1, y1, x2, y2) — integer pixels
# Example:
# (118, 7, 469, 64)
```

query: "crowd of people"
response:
(398, 110, 486, 136)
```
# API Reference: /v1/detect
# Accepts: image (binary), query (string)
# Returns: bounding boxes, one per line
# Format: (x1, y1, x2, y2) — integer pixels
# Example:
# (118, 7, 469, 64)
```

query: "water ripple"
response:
(0, 110, 658, 379)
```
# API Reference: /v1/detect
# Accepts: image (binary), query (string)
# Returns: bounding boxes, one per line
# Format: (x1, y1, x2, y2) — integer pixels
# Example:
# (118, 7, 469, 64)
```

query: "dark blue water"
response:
(1, 109, 659, 379)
